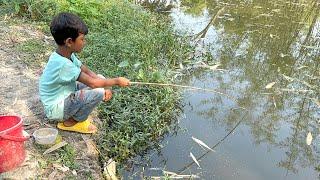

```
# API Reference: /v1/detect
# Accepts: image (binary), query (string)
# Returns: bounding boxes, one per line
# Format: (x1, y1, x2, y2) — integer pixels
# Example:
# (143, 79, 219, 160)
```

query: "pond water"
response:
(125, 0, 320, 179)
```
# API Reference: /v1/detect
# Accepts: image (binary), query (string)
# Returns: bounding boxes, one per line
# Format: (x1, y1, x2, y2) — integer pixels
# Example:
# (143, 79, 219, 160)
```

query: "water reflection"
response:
(129, 0, 320, 179)
(182, 0, 320, 175)
(134, 0, 178, 12)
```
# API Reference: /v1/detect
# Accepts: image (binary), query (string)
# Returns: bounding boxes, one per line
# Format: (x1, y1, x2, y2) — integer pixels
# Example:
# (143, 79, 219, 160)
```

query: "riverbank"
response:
(0, 0, 193, 178)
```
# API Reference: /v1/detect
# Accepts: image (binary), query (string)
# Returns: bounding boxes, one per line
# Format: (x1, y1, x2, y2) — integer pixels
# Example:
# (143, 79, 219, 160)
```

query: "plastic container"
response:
(33, 128, 58, 145)
(0, 115, 29, 173)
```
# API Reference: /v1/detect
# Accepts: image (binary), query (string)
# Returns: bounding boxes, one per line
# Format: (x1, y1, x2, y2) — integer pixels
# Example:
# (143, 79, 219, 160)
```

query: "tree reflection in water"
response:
(178, 0, 320, 174)
(136, 0, 320, 176)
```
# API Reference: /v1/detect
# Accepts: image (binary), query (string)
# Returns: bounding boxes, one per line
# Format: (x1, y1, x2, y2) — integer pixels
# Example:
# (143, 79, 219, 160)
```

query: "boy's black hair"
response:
(50, 12, 88, 45)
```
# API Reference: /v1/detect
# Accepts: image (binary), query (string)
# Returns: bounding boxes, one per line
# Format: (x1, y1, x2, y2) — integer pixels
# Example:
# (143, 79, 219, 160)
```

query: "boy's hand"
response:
(117, 77, 130, 87)
(104, 89, 112, 102)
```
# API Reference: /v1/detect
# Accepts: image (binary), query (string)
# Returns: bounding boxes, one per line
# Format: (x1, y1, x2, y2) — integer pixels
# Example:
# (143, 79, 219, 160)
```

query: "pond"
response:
(125, 0, 320, 179)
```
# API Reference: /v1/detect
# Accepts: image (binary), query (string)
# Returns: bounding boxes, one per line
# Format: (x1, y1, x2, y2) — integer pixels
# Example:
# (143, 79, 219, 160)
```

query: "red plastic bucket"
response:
(0, 115, 28, 173)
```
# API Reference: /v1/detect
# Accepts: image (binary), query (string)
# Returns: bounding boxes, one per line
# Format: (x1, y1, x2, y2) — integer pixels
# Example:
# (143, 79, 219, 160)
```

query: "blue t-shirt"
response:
(39, 52, 82, 120)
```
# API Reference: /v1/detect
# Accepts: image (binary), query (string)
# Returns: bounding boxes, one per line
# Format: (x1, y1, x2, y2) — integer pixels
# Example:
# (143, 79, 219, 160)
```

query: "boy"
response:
(39, 12, 130, 134)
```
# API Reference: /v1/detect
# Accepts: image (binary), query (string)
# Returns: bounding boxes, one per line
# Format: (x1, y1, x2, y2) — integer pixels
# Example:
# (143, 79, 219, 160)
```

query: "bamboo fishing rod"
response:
(130, 81, 238, 103)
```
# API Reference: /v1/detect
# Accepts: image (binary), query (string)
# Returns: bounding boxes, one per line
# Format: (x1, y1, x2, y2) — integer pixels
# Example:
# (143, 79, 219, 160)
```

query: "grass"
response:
(33, 143, 80, 178)
(56, 145, 79, 170)
(81, 3, 190, 161)
(1, 0, 194, 169)
(34, 143, 79, 170)
(16, 39, 53, 67)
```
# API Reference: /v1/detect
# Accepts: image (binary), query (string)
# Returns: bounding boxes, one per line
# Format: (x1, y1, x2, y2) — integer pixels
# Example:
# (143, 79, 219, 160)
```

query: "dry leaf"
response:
(163, 170, 177, 175)
(265, 82, 276, 89)
(171, 174, 200, 178)
(22, 130, 30, 138)
(192, 136, 214, 151)
(209, 64, 220, 71)
(43, 141, 67, 155)
(48, 170, 58, 179)
(273, 97, 277, 108)
(61, 165, 69, 172)
(81, 135, 99, 156)
(306, 132, 313, 145)
(104, 159, 117, 180)
(282, 74, 294, 81)
(297, 65, 308, 70)
(311, 98, 320, 108)
(280, 88, 312, 93)
(179, 63, 184, 69)
(190, 152, 200, 168)
(149, 168, 162, 170)
(53, 163, 69, 172)
(72, 170, 77, 176)
(150, 176, 163, 179)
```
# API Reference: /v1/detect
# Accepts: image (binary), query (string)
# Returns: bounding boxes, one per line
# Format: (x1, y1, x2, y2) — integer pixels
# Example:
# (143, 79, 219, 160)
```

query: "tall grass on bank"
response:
(1, 0, 193, 163)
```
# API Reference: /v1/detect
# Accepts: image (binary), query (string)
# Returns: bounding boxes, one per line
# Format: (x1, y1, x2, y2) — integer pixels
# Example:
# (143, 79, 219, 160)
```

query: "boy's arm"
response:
(77, 72, 130, 88)
(80, 65, 99, 78)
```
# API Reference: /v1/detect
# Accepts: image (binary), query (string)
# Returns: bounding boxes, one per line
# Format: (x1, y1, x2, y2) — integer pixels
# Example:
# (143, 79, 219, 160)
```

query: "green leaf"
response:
(133, 62, 141, 69)
(137, 69, 144, 80)
(118, 60, 129, 68)
(151, 71, 161, 81)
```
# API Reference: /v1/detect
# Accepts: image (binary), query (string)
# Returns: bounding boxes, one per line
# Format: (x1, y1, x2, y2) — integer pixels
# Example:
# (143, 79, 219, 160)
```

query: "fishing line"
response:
(177, 109, 248, 174)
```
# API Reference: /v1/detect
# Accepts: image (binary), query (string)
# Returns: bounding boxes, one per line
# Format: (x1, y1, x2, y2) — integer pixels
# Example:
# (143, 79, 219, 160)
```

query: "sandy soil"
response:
(0, 18, 103, 179)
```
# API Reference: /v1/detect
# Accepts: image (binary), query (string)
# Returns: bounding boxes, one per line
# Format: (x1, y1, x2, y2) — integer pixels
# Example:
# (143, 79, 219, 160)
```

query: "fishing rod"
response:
(130, 81, 238, 103)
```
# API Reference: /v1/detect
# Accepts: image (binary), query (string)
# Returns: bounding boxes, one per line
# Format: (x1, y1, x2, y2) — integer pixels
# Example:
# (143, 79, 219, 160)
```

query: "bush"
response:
(1, 0, 59, 21)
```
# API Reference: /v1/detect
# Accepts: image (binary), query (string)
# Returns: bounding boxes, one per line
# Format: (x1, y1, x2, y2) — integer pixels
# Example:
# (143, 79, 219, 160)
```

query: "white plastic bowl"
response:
(33, 128, 58, 145)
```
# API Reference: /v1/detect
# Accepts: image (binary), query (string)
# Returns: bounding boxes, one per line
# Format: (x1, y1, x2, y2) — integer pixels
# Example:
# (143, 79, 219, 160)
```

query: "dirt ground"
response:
(0, 18, 104, 179)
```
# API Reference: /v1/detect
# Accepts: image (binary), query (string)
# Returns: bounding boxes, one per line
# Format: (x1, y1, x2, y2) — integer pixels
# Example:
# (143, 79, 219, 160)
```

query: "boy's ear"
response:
(65, 38, 73, 47)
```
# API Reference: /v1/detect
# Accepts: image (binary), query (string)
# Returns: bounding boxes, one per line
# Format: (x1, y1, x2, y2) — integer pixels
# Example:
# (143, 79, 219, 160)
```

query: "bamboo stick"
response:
(130, 81, 238, 103)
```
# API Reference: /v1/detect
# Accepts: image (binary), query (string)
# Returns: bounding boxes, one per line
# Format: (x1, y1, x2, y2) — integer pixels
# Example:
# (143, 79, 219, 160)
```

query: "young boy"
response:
(39, 12, 130, 134)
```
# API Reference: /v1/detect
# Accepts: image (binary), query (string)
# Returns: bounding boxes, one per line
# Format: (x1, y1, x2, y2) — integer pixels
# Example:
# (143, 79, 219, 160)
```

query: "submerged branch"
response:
(194, 7, 226, 39)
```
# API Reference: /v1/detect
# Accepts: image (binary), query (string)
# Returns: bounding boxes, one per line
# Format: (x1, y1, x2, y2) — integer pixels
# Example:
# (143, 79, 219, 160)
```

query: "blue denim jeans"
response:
(63, 82, 104, 121)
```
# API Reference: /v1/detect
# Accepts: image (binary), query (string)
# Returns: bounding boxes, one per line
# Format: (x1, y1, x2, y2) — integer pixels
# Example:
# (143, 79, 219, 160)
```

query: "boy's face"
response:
(70, 33, 86, 53)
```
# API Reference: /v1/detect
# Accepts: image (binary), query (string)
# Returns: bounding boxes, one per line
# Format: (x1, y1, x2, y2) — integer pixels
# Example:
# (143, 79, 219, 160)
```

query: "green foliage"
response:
(76, 1, 190, 162)
(55, 145, 79, 170)
(97, 86, 181, 162)
(60, 0, 106, 25)
(3, 0, 193, 164)
(35, 144, 78, 170)
(1, 0, 59, 21)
